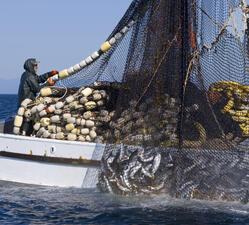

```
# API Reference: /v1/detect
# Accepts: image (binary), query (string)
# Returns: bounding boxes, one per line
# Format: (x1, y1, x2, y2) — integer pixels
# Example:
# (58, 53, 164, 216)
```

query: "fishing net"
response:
(58, 0, 249, 202)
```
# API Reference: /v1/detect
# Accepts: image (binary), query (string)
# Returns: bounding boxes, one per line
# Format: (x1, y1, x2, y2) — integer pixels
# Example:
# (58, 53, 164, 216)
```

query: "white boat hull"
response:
(0, 133, 105, 188)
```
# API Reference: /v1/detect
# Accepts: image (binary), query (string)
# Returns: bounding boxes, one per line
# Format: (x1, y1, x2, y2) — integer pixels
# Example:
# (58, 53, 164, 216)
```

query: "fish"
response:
(150, 181, 165, 191)
(103, 175, 113, 193)
(141, 167, 154, 178)
(115, 178, 131, 193)
(178, 181, 198, 198)
(138, 149, 154, 162)
(152, 153, 161, 174)
(129, 162, 142, 179)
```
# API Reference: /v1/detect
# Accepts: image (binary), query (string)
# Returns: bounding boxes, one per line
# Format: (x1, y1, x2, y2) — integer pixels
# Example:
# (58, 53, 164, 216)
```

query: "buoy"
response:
(18, 107, 25, 116)
(85, 101, 97, 110)
(86, 120, 95, 128)
(81, 128, 90, 135)
(67, 67, 75, 75)
(80, 119, 86, 126)
(85, 135, 92, 142)
(85, 56, 93, 64)
(51, 115, 60, 123)
(93, 93, 102, 101)
(67, 133, 77, 141)
(44, 97, 52, 104)
(63, 113, 71, 120)
(114, 32, 122, 40)
(73, 63, 81, 72)
(66, 95, 75, 103)
(37, 104, 45, 112)
(21, 99, 32, 108)
(100, 41, 111, 52)
(99, 90, 107, 98)
(97, 100, 104, 107)
(90, 130, 97, 139)
(59, 69, 69, 79)
(55, 101, 64, 109)
(67, 117, 76, 124)
(48, 125, 57, 133)
(65, 123, 75, 131)
(42, 130, 51, 138)
(31, 106, 37, 114)
(109, 37, 116, 45)
(40, 87, 52, 97)
(24, 110, 32, 118)
(56, 126, 63, 133)
(69, 101, 81, 109)
(56, 132, 64, 140)
(39, 110, 47, 117)
(50, 133, 56, 139)
(33, 122, 41, 131)
(121, 26, 129, 34)
(128, 20, 135, 28)
(71, 128, 80, 135)
(76, 118, 82, 126)
(83, 111, 92, 120)
(79, 60, 87, 68)
(54, 109, 63, 115)
(100, 110, 109, 117)
(46, 105, 55, 114)
(78, 135, 85, 142)
(41, 118, 50, 127)
(39, 127, 46, 134)
(81, 87, 93, 97)
(91, 51, 99, 59)
(14, 115, 23, 127)
(13, 127, 20, 135)
(80, 97, 88, 104)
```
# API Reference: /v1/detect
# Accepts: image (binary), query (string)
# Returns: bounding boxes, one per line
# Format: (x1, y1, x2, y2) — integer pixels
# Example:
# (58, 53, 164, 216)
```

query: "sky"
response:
(0, 0, 133, 93)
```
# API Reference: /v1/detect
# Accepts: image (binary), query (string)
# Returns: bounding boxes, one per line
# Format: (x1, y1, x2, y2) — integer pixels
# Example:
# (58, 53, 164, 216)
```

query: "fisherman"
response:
(17, 58, 59, 107)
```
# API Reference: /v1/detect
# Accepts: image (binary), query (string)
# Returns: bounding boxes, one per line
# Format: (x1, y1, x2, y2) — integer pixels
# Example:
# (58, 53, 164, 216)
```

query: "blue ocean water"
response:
(0, 94, 18, 121)
(0, 94, 249, 225)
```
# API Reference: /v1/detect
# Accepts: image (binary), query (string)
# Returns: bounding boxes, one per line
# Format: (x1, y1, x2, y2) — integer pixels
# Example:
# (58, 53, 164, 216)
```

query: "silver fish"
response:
(152, 153, 161, 174)
(141, 167, 153, 178)
(107, 156, 115, 164)
(183, 164, 196, 174)
(140, 188, 151, 194)
(138, 149, 154, 162)
(150, 181, 165, 191)
(122, 167, 132, 189)
(115, 178, 130, 193)
(119, 144, 130, 162)
(103, 175, 113, 193)
(129, 162, 142, 179)
(179, 181, 198, 198)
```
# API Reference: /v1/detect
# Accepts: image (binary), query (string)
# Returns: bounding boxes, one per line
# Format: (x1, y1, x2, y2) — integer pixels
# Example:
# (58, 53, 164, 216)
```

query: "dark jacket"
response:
(18, 59, 52, 107)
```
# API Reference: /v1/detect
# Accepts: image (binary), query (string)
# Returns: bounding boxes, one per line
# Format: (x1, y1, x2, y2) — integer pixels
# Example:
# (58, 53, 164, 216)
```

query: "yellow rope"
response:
(211, 81, 249, 136)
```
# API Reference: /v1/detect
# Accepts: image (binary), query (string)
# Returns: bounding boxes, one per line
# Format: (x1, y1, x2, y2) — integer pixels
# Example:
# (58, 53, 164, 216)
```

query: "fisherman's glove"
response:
(49, 70, 59, 76)
(47, 74, 59, 86)
(48, 77, 55, 86)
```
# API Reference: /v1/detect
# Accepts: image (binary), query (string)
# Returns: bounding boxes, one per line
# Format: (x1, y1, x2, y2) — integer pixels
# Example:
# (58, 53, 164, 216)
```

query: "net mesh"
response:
(60, 0, 249, 202)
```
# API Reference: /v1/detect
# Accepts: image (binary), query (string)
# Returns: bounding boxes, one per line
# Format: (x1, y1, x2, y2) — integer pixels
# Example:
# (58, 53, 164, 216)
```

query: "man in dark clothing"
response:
(17, 58, 59, 107)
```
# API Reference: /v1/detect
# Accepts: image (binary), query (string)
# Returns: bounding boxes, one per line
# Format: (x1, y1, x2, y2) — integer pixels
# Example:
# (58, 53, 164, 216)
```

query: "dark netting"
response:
(58, 0, 249, 202)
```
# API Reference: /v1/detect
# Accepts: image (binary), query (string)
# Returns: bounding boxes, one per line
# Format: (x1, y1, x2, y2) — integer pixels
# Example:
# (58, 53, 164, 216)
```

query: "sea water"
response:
(0, 94, 249, 225)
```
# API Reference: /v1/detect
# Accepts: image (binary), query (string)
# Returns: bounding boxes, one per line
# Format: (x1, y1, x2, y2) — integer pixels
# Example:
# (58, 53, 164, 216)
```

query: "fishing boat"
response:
(0, 119, 104, 188)
(1, 0, 249, 203)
